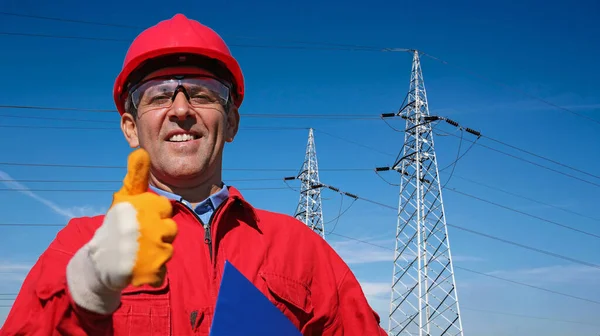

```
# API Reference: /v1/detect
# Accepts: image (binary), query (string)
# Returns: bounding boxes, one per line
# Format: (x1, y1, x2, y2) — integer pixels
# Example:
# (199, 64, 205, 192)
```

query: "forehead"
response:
(141, 66, 218, 81)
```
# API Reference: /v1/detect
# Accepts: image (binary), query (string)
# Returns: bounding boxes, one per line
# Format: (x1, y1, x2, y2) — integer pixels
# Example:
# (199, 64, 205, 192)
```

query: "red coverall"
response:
(1, 186, 387, 335)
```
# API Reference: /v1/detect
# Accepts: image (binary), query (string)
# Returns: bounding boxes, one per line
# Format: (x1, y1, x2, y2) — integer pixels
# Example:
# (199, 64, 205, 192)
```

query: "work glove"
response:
(66, 148, 178, 314)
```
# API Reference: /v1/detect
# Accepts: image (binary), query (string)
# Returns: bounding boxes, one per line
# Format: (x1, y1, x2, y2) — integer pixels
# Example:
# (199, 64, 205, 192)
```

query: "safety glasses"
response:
(129, 75, 231, 111)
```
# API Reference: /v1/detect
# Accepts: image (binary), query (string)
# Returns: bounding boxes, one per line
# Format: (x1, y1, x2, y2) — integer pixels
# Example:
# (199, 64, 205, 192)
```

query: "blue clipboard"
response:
(209, 261, 303, 336)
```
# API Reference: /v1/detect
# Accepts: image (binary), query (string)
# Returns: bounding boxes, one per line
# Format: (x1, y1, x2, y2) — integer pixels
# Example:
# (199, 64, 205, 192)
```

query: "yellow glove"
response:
(66, 148, 178, 314)
(109, 148, 178, 287)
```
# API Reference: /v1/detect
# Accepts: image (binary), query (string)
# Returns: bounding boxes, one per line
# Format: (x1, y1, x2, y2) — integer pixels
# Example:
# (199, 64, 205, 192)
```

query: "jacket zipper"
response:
(204, 199, 229, 262)
(176, 197, 237, 308)
(176, 199, 230, 263)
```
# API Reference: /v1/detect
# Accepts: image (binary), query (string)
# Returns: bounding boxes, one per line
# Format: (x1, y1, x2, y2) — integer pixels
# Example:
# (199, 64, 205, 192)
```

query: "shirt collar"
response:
(149, 184, 230, 213)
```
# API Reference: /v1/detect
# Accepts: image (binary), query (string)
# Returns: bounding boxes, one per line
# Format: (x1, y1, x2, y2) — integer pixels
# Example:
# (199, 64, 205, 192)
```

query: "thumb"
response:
(116, 148, 151, 196)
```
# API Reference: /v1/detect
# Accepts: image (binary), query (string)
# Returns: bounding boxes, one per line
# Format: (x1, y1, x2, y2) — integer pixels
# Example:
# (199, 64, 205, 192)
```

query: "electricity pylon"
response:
(377, 50, 464, 336)
(285, 128, 326, 239)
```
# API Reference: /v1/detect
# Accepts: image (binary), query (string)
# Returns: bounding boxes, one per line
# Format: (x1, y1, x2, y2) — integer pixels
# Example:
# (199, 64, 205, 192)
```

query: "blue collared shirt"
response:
(149, 184, 229, 227)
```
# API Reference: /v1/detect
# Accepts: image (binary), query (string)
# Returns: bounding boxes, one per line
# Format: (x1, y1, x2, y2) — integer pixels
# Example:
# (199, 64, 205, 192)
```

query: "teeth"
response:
(169, 133, 195, 142)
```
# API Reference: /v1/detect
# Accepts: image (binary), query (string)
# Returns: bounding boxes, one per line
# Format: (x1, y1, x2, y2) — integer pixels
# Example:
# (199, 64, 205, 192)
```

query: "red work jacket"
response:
(1, 186, 386, 335)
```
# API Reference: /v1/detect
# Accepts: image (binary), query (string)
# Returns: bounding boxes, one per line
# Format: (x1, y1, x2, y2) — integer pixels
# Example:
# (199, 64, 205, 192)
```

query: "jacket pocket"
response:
(259, 272, 314, 329)
(112, 276, 171, 336)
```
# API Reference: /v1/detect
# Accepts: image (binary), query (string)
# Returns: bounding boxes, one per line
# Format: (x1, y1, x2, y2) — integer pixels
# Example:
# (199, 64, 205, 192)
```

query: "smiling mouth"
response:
(167, 133, 200, 142)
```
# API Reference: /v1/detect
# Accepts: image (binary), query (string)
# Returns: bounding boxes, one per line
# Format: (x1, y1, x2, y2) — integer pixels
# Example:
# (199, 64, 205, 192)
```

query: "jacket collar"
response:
(226, 185, 260, 224)
(147, 184, 260, 226)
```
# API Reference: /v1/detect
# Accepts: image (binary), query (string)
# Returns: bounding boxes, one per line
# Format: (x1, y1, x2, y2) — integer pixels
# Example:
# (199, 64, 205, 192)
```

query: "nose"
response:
(168, 91, 192, 120)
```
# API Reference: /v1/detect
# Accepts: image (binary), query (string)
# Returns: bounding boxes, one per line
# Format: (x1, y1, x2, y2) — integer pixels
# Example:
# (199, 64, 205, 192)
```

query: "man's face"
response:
(120, 66, 239, 187)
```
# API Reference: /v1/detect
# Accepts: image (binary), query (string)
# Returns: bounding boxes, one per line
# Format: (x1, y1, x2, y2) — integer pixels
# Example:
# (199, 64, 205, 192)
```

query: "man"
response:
(1, 13, 386, 335)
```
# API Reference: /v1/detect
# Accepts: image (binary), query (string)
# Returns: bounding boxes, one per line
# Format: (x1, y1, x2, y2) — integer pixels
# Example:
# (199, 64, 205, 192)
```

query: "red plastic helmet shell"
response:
(113, 13, 244, 115)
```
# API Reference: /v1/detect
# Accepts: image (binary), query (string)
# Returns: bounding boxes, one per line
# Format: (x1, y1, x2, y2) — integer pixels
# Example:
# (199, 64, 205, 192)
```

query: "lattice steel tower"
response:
(381, 50, 464, 336)
(288, 128, 326, 239)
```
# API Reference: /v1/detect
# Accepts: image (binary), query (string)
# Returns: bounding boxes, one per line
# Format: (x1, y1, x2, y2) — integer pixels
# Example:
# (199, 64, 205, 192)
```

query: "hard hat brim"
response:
(113, 46, 244, 116)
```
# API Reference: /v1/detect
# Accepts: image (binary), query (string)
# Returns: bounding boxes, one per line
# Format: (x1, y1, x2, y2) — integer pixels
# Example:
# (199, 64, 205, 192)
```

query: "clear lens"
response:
(130, 76, 230, 111)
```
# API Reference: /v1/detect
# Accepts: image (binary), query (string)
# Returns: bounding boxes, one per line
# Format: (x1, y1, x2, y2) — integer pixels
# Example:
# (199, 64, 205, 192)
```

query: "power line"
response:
(460, 307, 600, 328)
(0, 187, 290, 192)
(0, 177, 284, 183)
(455, 266, 600, 305)
(3, 191, 600, 309)
(0, 11, 390, 52)
(8, 214, 593, 270)
(2, 219, 597, 307)
(0, 104, 380, 119)
(0, 128, 600, 242)
(0, 31, 392, 53)
(5, 103, 598, 189)
(5, 173, 598, 271)
(372, 128, 600, 240)
(381, 117, 600, 191)
(6, 108, 600, 191)
(0, 161, 371, 171)
(482, 134, 600, 181)
(0, 31, 129, 43)
(0, 124, 310, 131)
(0, 11, 141, 29)
(446, 187, 600, 239)
(420, 51, 600, 126)
(0, 114, 114, 124)
(446, 224, 600, 270)
(453, 174, 600, 223)
(3, 122, 593, 241)
(438, 129, 600, 189)
(312, 129, 396, 157)
(8, 193, 596, 270)
(0, 117, 396, 158)
(2, 11, 595, 128)
(0, 105, 114, 113)
(315, 191, 600, 271)
(0, 223, 65, 227)
(327, 232, 600, 306)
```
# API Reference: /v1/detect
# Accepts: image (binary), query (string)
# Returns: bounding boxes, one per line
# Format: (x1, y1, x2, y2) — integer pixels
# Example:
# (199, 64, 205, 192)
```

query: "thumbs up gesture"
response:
(67, 149, 178, 314)
(88, 148, 178, 291)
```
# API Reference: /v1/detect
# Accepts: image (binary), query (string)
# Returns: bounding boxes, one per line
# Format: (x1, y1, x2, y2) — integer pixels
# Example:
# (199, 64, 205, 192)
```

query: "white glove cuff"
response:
(66, 244, 122, 315)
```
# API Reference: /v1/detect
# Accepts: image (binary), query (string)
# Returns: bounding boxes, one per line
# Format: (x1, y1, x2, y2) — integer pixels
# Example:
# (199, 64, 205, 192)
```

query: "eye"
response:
(188, 87, 219, 104)
(190, 95, 216, 104)
(191, 92, 210, 99)
(149, 96, 172, 104)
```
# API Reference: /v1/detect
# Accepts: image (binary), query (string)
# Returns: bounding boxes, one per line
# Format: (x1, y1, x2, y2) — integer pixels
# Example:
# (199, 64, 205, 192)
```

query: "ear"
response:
(121, 113, 140, 148)
(225, 105, 240, 143)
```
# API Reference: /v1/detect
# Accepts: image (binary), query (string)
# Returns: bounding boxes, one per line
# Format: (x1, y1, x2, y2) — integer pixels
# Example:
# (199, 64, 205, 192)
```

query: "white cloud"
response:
(0, 170, 105, 219)
(330, 238, 393, 265)
(487, 264, 600, 284)
(0, 261, 34, 283)
(453, 255, 485, 262)
(65, 205, 107, 218)
(330, 237, 483, 265)
(359, 281, 391, 327)
(361, 281, 391, 298)
(0, 261, 32, 272)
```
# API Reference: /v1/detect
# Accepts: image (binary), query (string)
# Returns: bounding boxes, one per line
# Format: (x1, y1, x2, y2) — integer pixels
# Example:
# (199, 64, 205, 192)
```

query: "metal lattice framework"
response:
(291, 128, 326, 239)
(387, 50, 464, 336)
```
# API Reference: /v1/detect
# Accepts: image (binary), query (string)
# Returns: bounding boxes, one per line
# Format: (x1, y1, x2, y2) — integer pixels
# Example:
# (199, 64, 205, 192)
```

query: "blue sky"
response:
(0, 0, 599, 334)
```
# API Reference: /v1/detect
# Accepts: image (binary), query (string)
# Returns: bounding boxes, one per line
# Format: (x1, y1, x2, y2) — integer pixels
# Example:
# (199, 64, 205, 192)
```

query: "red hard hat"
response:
(113, 13, 244, 115)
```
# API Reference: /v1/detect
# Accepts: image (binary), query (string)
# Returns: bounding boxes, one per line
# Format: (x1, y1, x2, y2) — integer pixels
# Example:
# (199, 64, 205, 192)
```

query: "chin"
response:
(164, 162, 208, 179)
